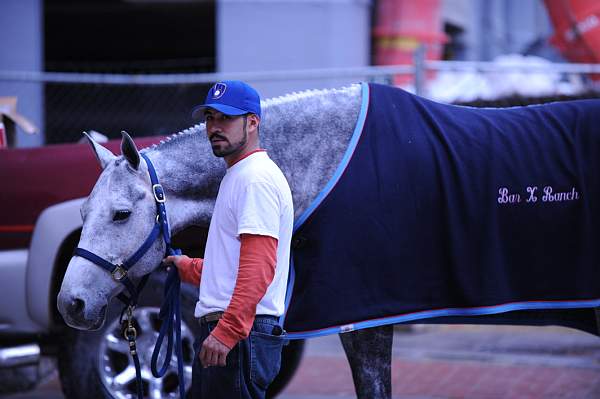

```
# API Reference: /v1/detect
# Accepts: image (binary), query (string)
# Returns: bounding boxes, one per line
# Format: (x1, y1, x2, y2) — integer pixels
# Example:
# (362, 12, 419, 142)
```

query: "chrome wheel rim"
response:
(98, 306, 194, 399)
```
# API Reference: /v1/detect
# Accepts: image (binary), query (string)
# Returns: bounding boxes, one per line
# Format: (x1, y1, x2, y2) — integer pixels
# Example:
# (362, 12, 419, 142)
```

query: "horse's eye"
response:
(113, 210, 131, 222)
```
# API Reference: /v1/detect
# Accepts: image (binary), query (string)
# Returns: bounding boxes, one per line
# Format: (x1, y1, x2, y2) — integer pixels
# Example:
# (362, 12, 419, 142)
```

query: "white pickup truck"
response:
(0, 138, 303, 398)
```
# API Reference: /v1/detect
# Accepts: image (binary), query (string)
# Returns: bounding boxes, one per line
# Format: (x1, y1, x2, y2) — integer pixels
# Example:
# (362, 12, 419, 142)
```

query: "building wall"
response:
(0, 0, 43, 147)
(217, 0, 372, 97)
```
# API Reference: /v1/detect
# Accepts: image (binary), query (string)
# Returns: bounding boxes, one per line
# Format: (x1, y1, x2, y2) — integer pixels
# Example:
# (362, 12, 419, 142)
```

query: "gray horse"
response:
(57, 83, 393, 398)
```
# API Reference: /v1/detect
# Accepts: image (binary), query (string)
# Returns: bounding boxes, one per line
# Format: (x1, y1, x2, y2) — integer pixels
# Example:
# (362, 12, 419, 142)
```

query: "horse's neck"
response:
(261, 84, 362, 217)
(145, 127, 223, 233)
(147, 84, 363, 233)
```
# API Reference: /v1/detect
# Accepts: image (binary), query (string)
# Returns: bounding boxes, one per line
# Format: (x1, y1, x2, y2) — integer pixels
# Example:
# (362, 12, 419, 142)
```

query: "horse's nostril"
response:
(67, 298, 85, 316)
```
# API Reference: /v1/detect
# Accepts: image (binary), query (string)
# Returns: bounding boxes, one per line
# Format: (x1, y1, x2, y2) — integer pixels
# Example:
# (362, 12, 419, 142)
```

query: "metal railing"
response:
(1, 56, 600, 145)
(3, 59, 600, 85)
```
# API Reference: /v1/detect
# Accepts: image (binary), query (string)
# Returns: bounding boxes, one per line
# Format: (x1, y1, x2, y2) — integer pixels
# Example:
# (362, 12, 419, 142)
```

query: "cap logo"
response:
(212, 83, 227, 99)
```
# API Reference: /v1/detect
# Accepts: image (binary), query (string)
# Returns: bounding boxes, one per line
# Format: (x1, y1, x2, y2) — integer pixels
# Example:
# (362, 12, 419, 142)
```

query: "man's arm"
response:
(163, 255, 203, 286)
(199, 233, 277, 366)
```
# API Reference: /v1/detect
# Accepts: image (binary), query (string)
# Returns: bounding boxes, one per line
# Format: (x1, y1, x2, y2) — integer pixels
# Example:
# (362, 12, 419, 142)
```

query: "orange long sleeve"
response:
(211, 233, 278, 349)
(177, 257, 203, 286)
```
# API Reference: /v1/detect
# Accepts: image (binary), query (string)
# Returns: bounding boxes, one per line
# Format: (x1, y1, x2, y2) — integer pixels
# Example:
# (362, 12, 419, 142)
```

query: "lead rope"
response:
(150, 248, 186, 399)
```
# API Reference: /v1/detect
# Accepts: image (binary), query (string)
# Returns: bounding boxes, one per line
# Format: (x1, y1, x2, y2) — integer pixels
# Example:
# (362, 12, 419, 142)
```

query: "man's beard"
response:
(211, 128, 248, 157)
(211, 116, 249, 157)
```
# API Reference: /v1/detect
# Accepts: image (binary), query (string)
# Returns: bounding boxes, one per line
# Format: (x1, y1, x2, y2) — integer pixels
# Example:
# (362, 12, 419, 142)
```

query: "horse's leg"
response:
(339, 324, 393, 399)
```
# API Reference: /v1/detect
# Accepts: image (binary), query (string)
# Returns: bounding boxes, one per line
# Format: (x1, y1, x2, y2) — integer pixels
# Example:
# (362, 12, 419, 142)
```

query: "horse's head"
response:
(58, 132, 166, 330)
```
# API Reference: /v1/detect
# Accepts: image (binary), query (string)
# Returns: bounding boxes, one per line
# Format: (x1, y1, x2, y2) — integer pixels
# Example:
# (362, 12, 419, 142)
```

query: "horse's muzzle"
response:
(57, 291, 107, 330)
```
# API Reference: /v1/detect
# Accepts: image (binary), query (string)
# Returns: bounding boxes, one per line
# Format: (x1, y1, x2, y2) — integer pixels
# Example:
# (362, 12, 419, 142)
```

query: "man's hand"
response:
(163, 255, 203, 286)
(163, 254, 191, 270)
(200, 334, 231, 367)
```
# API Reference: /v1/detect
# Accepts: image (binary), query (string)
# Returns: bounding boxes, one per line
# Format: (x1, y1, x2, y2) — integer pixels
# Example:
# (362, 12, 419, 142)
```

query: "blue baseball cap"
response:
(191, 80, 261, 120)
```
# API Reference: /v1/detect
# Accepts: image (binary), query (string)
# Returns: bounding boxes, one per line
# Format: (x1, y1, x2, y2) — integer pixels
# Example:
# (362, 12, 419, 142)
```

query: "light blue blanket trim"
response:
(278, 255, 296, 327)
(279, 82, 370, 328)
(292, 82, 370, 233)
(285, 298, 600, 339)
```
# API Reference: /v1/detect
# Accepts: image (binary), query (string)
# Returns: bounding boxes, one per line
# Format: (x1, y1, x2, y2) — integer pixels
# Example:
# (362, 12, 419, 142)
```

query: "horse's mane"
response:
(262, 84, 360, 107)
(141, 124, 204, 153)
(142, 83, 361, 153)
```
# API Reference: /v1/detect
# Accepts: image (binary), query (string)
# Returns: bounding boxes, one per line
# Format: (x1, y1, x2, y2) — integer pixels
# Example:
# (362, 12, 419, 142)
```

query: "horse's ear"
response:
(121, 131, 140, 170)
(83, 131, 116, 170)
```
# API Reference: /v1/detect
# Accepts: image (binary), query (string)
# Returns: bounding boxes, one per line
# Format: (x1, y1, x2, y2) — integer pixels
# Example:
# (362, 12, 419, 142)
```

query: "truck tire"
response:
(57, 271, 303, 398)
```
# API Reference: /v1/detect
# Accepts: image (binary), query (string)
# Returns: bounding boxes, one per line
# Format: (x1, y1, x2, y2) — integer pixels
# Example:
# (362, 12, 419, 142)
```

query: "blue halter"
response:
(73, 153, 186, 399)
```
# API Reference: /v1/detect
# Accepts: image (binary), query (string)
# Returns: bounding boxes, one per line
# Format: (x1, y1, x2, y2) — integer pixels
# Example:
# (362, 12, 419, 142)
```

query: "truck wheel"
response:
(57, 272, 304, 398)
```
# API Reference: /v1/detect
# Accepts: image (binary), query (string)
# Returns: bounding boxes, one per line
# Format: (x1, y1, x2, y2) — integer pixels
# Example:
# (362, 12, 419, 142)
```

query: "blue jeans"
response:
(189, 315, 285, 399)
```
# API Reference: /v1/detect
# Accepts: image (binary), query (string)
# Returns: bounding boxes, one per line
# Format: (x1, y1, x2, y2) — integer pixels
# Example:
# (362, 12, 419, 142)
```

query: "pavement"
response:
(3, 324, 600, 398)
(280, 324, 600, 399)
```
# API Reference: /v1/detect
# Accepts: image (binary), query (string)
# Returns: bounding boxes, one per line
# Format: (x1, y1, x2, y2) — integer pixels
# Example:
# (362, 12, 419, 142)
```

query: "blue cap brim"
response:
(191, 103, 248, 120)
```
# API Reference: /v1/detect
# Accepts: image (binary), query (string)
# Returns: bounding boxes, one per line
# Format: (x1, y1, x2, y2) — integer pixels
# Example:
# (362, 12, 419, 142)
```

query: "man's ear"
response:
(248, 114, 260, 133)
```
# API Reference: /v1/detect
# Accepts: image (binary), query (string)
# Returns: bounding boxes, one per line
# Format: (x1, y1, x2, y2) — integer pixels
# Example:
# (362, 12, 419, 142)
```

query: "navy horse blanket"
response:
(283, 82, 600, 338)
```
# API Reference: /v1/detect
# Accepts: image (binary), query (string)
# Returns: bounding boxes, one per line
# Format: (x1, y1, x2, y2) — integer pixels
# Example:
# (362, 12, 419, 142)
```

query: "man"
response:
(163, 80, 294, 398)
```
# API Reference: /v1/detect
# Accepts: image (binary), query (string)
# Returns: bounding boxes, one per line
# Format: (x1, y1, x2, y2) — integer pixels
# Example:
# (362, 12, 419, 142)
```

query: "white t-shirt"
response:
(194, 151, 294, 318)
